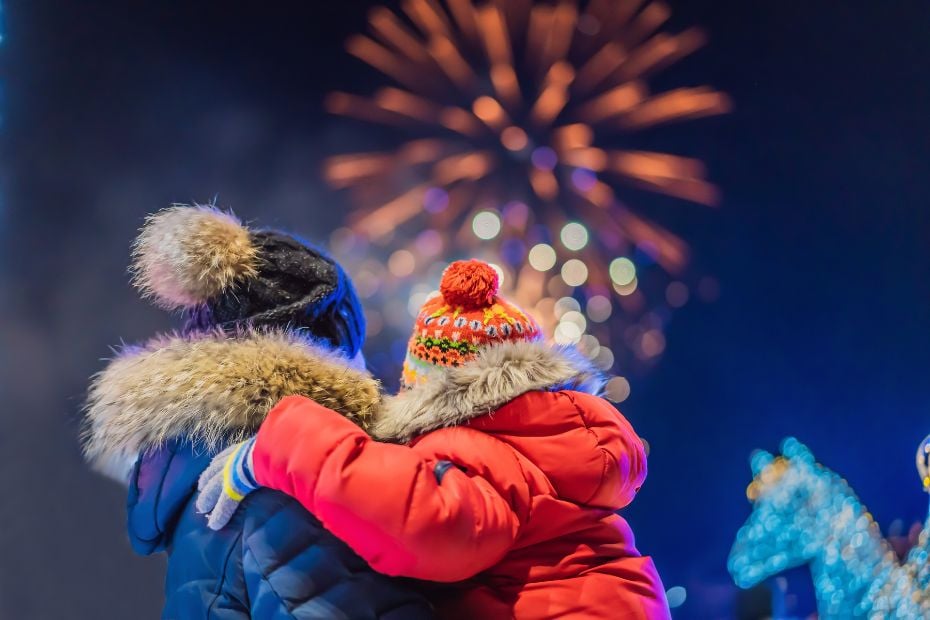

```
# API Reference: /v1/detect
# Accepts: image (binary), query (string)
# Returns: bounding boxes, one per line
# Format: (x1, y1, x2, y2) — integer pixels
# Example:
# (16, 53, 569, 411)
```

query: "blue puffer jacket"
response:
(128, 439, 434, 619)
(82, 331, 436, 620)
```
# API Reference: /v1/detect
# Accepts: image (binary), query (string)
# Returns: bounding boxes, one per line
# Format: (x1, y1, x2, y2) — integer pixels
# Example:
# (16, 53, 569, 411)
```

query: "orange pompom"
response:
(440, 260, 499, 309)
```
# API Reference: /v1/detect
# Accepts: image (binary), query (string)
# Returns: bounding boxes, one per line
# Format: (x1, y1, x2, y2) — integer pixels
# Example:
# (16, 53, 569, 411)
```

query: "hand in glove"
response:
(196, 437, 258, 530)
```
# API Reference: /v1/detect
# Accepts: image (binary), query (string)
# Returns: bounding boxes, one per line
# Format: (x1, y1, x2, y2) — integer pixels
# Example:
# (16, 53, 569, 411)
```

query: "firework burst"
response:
(325, 0, 729, 382)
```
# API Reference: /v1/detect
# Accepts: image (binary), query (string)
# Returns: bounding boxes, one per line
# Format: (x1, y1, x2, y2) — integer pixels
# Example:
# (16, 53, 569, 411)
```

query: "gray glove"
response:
(196, 437, 258, 530)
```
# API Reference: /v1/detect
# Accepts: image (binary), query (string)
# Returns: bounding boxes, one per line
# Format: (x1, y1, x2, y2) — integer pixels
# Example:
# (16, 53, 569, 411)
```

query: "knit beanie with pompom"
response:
(401, 259, 541, 388)
(131, 204, 366, 359)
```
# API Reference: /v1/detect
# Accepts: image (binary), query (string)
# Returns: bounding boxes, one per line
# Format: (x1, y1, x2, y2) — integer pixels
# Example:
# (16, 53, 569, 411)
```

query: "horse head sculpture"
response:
(728, 438, 911, 618)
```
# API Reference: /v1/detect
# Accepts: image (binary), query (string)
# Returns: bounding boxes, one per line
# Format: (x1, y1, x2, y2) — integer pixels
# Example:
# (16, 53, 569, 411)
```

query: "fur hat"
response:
(401, 259, 541, 388)
(131, 205, 365, 357)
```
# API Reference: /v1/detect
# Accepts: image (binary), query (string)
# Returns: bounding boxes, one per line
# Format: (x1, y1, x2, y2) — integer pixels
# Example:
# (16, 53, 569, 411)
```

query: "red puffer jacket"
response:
(251, 341, 670, 619)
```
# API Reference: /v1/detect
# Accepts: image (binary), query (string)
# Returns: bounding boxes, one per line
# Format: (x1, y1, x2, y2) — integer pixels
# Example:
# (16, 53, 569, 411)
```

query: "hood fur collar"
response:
(83, 329, 380, 481)
(84, 333, 602, 479)
(372, 340, 604, 443)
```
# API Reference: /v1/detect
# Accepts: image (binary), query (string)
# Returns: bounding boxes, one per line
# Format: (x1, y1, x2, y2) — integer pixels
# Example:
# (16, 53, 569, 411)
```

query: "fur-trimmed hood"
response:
(373, 340, 605, 443)
(83, 329, 380, 481)
(84, 333, 602, 480)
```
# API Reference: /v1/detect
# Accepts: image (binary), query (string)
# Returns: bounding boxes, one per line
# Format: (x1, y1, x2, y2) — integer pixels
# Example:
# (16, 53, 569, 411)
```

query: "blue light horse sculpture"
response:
(728, 437, 930, 619)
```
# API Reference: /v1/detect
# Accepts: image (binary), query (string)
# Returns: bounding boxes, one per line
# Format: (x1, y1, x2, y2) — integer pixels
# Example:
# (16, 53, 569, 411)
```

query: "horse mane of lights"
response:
(728, 437, 930, 619)
(323, 0, 729, 389)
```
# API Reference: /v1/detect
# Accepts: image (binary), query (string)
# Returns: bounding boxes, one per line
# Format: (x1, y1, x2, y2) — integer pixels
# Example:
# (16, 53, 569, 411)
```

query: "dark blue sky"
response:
(1, 1, 929, 617)
(629, 1, 930, 614)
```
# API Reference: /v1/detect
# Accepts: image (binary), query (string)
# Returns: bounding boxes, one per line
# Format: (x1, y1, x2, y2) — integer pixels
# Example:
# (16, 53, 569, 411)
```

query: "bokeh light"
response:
(423, 187, 449, 213)
(666, 281, 690, 308)
(586, 295, 612, 323)
(594, 346, 615, 370)
(666, 586, 687, 609)
(501, 126, 528, 151)
(414, 229, 443, 257)
(472, 210, 502, 240)
(407, 284, 434, 318)
(554, 320, 583, 345)
(605, 376, 631, 403)
(560, 222, 589, 251)
(578, 334, 600, 359)
(528, 243, 557, 272)
(613, 277, 638, 296)
(571, 168, 598, 192)
(560, 310, 587, 333)
(561, 259, 588, 287)
(638, 329, 666, 359)
(530, 146, 558, 171)
(387, 249, 415, 277)
(609, 257, 636, 286)
(554, 296, 581, 318)
(501, 201, 529, 227)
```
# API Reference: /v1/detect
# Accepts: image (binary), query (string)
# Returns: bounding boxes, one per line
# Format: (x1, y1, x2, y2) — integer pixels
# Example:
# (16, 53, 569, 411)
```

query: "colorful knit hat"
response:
(402, 259, 541, 388)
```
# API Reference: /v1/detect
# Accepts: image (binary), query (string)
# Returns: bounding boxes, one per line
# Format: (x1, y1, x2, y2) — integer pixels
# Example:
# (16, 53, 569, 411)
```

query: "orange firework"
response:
(325, 0, 729, 375)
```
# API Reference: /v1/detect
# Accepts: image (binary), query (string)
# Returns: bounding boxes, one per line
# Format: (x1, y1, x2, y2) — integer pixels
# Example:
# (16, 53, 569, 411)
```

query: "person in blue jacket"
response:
(82, 205, 434, 619)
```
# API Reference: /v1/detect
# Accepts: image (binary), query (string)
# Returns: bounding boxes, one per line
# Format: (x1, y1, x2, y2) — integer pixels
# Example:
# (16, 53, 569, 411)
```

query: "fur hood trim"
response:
(372, 340, 604, 443)
(83, 329, 380, 479)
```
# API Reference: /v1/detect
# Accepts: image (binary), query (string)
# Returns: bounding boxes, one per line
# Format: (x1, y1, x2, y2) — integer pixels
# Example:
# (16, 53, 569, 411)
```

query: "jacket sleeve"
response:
(250, 395, 523, 582)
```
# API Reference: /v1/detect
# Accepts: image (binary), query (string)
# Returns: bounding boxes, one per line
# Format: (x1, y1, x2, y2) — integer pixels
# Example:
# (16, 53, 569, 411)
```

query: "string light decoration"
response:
(869, 435, 930, 615)
(325, 0, 729, 381)
(729, 437, 930, 619)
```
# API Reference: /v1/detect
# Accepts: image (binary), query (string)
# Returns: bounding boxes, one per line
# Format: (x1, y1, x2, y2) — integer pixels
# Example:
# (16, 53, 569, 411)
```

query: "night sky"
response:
(2, 2, 929, 618)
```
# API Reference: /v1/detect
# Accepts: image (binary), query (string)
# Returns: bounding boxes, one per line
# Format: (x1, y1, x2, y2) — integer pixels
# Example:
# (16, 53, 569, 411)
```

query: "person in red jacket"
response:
(198, 259, 671, 619)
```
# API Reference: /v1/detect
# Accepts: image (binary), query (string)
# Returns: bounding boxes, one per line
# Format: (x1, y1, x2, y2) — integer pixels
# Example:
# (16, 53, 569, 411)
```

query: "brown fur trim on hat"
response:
(373, 340, 604, 443)
(83, 329, 380, 480)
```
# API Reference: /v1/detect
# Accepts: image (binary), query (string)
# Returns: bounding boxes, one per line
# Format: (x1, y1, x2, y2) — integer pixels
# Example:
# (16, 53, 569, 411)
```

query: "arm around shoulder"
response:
(251, 395, 525, 581)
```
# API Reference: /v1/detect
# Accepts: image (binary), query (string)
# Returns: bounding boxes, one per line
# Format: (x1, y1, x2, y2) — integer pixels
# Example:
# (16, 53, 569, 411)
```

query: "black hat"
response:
(131, 205, 366, 358)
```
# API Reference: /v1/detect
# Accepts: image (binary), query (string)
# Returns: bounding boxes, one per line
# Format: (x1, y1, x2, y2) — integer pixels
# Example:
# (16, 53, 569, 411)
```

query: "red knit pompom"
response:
(440, 260, 500, 309)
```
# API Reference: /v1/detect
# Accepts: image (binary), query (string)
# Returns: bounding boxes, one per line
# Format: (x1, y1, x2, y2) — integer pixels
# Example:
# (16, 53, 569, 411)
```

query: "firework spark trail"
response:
(324, 0, 729, 378)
